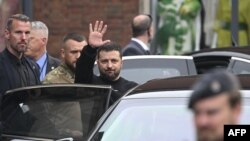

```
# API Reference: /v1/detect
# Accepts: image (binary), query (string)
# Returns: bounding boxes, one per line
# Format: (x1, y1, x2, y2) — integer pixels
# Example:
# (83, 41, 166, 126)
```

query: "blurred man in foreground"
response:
(188, 69, 242, 141)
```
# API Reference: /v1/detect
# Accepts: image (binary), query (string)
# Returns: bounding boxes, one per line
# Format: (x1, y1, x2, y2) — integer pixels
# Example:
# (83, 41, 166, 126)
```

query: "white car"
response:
(87, 75, 250, 141)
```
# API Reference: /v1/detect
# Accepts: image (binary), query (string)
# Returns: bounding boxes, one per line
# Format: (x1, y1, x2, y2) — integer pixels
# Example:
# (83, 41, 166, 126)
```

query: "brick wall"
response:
(0, 0, 21, 52)
(33, 0, 139, 58)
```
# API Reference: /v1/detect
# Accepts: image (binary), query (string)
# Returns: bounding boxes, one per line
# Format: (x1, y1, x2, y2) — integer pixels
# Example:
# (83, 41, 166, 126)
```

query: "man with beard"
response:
(0, 14, 40, 95)
(188, 69, 242, 141)
(43, 32, 87, 84)
(75, 20, 138, 105)
(36, 34, 87, 139)
(0, 14, 40, 135)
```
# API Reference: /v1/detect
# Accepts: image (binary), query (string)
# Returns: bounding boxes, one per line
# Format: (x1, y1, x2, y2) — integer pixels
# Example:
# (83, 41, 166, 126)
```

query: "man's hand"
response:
(88, 20, 110, 48)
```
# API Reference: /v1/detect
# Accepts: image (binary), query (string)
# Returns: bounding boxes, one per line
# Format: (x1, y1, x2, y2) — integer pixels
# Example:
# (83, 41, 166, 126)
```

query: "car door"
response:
(1, 84, 112, 141)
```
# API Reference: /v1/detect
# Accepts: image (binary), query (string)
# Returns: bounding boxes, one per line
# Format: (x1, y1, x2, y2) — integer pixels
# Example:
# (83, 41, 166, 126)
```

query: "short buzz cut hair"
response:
(132, 14, 152, 37)
(31, 21, 49, 38)
(63, 32, 86, 43)
(188, 69, 242, 109)
(96, 42, 122, 59)
(6, 14, 31, 30)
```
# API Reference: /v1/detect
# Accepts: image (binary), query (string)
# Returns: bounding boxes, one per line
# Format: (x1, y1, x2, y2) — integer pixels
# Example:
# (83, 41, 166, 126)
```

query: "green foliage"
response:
(155, 0, 200, 55)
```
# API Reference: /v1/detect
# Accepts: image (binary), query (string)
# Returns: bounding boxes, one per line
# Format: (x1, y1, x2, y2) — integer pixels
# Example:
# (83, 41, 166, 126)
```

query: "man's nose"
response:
(76, 52, 81, 59)
(107, 61, 113, 68)
(196, 114, 210, 126)
(21, 33, 28, 40)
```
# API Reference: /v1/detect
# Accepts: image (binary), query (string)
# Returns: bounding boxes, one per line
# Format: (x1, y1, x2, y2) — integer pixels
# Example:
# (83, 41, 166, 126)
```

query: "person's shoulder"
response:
(42, 66, 62, 84)
(25, 57, 39, 69)
(47, 65, 65, 75)
(0, 51, 4, 69)
(48, 54, 60, 64)
(0, 50, 7, 60)
(0, 51, 4, 61)
(0, 50, 4, 55)
(119, 77, 138, 86)
(122, 44, 141, 56)
(123, 40, 138, 49)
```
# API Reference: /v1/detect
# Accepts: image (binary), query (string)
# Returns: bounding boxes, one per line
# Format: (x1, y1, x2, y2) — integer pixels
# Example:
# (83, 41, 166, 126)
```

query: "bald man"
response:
(122, 14, 154, 56)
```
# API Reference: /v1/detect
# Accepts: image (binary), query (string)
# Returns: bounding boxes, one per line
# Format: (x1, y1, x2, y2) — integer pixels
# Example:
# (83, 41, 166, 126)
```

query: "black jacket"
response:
(0, 49, 41, 137)
(75, 45, 138, 104)
(0, 49, 40, 96)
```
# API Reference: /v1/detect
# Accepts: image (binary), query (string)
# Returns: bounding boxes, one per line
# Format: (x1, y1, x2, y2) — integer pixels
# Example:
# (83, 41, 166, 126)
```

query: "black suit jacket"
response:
(46, 55, 60, 74)
(122, 40, 150, 56)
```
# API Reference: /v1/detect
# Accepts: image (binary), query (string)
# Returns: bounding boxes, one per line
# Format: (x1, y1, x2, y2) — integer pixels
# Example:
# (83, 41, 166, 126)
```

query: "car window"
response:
(121, 68, 181, 84)
(90, 91, 250, 141)
(230, 58, 250, 74)
(193, 56, 231, 74)
(1, 85, 111, 140)
(94, 58, 192, 84)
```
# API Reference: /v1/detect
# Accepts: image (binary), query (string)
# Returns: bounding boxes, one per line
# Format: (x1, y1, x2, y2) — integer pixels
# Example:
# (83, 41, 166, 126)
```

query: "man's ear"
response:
(232, 102, 242, 123)
(4, 29, 10, 40)
(148, 26, 154, 39)
(147, 29, 151, 37)
(121, 59, 123, 67)
(60, 48, 65, 59)
(41, 38, 47, 44)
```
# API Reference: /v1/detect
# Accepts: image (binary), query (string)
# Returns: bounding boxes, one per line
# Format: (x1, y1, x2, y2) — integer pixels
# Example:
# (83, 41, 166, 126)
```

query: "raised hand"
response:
(88, 20, 110, 48)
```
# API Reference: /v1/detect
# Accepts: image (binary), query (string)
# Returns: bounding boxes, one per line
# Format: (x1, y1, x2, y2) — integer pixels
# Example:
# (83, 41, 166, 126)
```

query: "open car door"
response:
(1, 84, 111, 141)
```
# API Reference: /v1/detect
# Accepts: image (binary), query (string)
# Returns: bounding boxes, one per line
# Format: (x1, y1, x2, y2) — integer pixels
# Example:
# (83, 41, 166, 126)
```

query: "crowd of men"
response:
(0, 13, 245, 141)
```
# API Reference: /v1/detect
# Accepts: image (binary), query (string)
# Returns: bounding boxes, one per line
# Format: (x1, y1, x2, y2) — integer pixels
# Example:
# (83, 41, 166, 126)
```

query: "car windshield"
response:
(1, 84, 111, 140)
(90, 91, 250, 141)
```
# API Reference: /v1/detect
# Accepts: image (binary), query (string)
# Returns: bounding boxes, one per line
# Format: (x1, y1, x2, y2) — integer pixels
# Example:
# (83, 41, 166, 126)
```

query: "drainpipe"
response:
(231, 0, 238, 47)
(22, 0, 33, 19)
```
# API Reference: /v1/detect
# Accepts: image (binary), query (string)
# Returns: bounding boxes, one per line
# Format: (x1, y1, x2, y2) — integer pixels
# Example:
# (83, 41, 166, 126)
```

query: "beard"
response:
(65, 61, 76, 72)
(198, 136, 223, 141)
(197, 128, 223, 141)
(16, 42, 28, 53)
(99, 68, 120, 81)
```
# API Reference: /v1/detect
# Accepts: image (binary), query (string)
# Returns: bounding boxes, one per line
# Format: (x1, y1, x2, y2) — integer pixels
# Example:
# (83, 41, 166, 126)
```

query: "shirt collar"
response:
(131, 38, 149, 51)
(36, 52, 47, 68)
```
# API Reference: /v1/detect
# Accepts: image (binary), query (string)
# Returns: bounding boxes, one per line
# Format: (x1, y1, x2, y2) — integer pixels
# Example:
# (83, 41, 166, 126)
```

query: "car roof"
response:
(122, 55, 193, 60)
(185, 46, 250, 56)
(129, 74, 250, 95)
(185, 47, 250, 60)
(192, 51, 250, 60)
